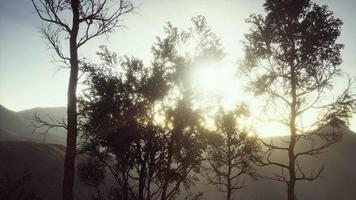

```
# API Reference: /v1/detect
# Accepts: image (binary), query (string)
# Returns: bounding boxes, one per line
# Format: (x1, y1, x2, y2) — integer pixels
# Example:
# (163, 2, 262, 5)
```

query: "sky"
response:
(0, 0, 356, 132)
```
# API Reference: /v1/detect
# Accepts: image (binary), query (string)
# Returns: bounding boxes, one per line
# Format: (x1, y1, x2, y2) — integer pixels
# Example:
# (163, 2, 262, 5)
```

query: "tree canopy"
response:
(242, 0, 355, 199)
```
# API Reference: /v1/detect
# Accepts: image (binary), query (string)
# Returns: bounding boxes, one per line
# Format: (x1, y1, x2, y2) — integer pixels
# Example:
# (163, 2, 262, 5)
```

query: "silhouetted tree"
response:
(150, 15, 224, 200)
(205, 106, 260, 200)
(79, 47, 169, 200)
(78, 49, 203, 200)
(31, 1, 134, 199)
(78, 16, 226, 200)
(77, 157, 106, 200)
(242, 0, 356, 199)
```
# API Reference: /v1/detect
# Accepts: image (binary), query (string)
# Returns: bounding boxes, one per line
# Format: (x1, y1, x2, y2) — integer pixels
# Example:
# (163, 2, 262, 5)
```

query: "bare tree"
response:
(31, 1, 134, 199)
(32, 112, 67, 143)
(242, 0, 356, 200)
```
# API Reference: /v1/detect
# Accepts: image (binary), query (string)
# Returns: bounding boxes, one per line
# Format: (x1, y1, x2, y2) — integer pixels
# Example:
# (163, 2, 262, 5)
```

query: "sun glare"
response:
(191, 61, 294, 138)
(192, 62, 244, 110)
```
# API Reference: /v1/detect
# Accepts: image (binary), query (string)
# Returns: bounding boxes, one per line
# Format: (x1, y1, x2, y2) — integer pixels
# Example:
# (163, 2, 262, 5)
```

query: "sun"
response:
(191, 61, 244, 110)
(191, 61, 291, 137)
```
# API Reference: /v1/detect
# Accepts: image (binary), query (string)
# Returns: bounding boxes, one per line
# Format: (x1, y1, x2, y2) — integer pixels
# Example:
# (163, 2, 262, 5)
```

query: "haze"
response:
(0, 0, 355, 134)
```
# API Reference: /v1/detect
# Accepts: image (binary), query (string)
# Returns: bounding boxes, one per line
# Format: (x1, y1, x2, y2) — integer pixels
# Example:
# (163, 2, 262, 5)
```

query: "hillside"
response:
(0, 133, 354, 200)
(0, 105, 66, 144)
(0, 105, 31, 141)
(1, 105, 355, 199)
(192, 125, 356, 200)
(0, 141, 93, 200)
(18, 106, 67, 122)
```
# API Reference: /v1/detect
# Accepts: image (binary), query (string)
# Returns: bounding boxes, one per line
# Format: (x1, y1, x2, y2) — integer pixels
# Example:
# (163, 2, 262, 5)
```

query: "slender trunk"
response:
(139, 169, 146, 200)
(124, 173, 129, 200)
(139, 159, 146, 200)
(161, 139, 174, 200)
(288, 114, 297, 200)
(227, 182, 231, 200)
(227, 137, 232, 200)
(147, 139, 155, 200)
(147, 168, 151, 200)
(122, 170, 129, 200)
(288, 61, 297, 200)
(160, 157, 171, 200)
(62, 1, 80, 200)
(288, 135, 296, 200)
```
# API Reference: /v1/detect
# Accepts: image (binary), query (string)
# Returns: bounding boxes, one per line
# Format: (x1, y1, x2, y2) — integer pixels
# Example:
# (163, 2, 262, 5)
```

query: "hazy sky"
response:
(1, 0, 355, 115)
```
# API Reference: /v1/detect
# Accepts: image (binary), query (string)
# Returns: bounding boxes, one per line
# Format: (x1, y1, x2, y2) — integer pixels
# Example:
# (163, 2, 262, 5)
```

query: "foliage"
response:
(242, 0, 356, 199)
(205, 106, 261, 200)
(78, 16, 228, 200)
(79, 50, 168, 199)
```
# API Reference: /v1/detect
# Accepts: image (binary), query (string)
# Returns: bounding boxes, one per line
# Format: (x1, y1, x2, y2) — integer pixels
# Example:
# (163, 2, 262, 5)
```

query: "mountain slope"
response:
(0, 105, 66, 144)
(18, 106, 67, 144)
(0, 105, 35, 141)
(0, 141, 93, 200)
(193, 125, 356, 200)
(18, 106, 66, 122)
(1, 105, 355, 199)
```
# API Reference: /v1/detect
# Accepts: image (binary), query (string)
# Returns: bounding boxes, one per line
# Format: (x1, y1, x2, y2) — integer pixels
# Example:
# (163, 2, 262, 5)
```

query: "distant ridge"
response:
(0, 104, 67, 144)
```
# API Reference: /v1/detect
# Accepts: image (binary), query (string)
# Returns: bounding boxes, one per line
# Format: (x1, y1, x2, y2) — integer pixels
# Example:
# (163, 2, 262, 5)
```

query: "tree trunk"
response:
(139, 167, 145, 200)
(287, 61, 297, 200)
(161, 146, 173, 200)
(288, 134, 296, 200)
(227, 188, 231, 200)
(138, 149, 146, 200)
(62, 1, 80, 200)
(123, 176, 129, 200)
(227, 133, 232, 200)
(288, 118, 296, 200)
(161, 132, 177, 200)
(147, 140, 155, 200)
(160, 162, 170, 200)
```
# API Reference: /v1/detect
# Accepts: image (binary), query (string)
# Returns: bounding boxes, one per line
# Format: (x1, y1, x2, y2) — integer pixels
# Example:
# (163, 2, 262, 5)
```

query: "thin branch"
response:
(32, 0, 71, 32)
(32, 112, 67, 136)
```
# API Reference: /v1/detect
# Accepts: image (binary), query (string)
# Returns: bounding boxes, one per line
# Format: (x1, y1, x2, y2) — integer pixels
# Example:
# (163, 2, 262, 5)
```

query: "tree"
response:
(150, 15, 224, 200)
(79, 47, 171, 200)
(31, 1, 134, 200)
(205, 106, 260, 200)
(78, 47, 204, 200)
(242, 0, 356, 199)
(78, 16, 225, 200)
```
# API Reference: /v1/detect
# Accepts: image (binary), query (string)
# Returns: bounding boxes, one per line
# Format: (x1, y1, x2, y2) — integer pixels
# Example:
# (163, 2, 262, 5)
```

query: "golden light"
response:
(153, 60, 341, 138)
(191, 61, 244, 110)
(150, 59, 338, 138)
(190, 61, 292, 138)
